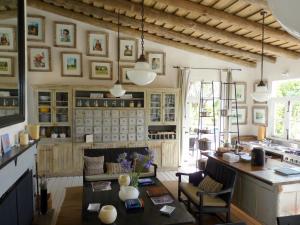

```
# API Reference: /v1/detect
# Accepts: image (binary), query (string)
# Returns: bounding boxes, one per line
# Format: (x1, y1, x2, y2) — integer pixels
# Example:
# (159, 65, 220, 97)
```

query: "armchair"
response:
(176, 157, 237, 223)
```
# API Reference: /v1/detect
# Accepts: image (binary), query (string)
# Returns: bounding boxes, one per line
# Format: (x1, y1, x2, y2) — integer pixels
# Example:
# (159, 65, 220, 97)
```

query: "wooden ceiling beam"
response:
(86, 0, 300, 59)
(43, 0, 275, 63)
(157, 0, 299, 47)
(27, 0, 256, 68)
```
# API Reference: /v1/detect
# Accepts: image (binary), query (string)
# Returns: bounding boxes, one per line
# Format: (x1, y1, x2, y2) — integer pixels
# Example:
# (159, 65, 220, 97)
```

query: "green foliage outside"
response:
(276, 80, 300, 97)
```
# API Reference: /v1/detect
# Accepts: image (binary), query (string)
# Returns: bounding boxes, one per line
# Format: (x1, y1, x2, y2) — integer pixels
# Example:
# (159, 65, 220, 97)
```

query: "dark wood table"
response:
(82, 178, 195, 225)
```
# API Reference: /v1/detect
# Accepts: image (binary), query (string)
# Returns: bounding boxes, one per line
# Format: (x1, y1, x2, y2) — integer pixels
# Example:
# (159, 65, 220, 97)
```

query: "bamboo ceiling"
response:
(27, 0, 300, 67)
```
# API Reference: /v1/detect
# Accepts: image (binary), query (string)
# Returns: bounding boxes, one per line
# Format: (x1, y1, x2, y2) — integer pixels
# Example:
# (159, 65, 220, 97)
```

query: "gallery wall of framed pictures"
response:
(231, 81, 248, 126)
(26, 13, 167, 82)
(252, 80, 268, 126)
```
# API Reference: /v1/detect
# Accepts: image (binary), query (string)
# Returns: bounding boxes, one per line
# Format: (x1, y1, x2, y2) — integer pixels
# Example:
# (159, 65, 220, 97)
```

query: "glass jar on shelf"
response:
(129, 101, 134, 107)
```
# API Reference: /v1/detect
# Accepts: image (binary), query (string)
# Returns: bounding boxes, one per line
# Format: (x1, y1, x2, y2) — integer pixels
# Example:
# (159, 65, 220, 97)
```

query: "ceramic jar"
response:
(98, 205, 117, 224)
(118, 174, 130, 186)
(118, 186, 139, 202)
(19, 132, 29, 145)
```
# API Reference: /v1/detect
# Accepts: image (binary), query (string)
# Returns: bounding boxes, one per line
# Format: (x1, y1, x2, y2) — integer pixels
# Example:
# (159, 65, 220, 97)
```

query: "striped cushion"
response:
(84, 156, 104, 176)
(106, 163, 124, 174)
(198, 175, 223, 193)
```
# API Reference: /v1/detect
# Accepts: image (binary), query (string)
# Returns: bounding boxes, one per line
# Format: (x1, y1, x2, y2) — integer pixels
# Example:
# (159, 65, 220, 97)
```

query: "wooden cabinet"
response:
(52, 143, 73, 175)
(73, 143, 92, 173)
(37, 143, 54, 176)
(147, 141, 162, 168)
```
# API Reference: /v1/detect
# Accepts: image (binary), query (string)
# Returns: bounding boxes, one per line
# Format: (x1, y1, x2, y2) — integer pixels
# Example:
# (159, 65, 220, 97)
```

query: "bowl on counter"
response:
(39, 107, 50, 113)
(39, 96, 50, 101)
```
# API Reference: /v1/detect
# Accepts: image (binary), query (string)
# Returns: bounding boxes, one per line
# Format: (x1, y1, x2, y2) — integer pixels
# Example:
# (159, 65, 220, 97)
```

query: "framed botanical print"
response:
(232, 106, 248, 125)
(120, 65, 134, 84)
(231, 82, 247, 104)
(27, 15, 45, 42)
(252, 106, 268, 126)
(0, 25, 16, 52)
(87, 31, 108, 57)
(119, 38, 137, 62)
(253, 80, 268, 104)
(146, 51, 166, 75)
(0, 56, 14, 77)
(90, 60, 112, 80)
(54, 22, 76, 48)
(28, 46, 51, 72)
(61, 52, 82, 77)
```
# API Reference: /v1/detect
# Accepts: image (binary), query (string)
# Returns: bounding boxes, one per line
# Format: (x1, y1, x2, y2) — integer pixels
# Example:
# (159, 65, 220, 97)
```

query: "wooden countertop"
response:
(205, 153, 300, 186)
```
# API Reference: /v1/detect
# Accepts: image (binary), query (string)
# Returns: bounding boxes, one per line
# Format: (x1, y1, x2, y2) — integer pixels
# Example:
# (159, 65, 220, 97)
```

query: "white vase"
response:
(98, 205, 117, 224)
(118, 186, 139, 202)
(118, 174, 130, 186)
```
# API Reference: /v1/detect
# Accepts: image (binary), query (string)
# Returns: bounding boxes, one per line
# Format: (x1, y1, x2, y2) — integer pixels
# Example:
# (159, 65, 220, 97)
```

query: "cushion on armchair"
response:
(84, 156, 104, 176)
(198, 175, 223, 193)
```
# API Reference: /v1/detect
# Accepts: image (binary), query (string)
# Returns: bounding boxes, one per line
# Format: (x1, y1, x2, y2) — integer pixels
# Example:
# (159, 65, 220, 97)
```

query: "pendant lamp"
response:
(110, 11, 126, 97)
(267, 0, 300, 39)
(251, 11, 270, 103)
(127, 0, 156, 86)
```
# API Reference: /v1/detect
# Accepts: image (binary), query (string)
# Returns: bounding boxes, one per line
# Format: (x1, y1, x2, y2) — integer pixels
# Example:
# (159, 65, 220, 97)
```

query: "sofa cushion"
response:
(179, 182, 226, 207)
(198, 175, 223, 193)
(85, 171, 155, 182)
(84, 156, 104, 176)
(106, 163, 124, 174)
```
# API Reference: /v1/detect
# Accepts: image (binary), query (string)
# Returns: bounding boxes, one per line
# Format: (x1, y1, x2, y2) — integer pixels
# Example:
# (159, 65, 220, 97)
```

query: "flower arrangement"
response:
(117, 149, 154, 188)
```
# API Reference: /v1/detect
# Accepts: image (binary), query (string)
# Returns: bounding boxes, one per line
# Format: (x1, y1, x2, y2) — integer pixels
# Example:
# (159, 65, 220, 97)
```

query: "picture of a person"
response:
(151, 58, 160, 70)
(93, 40, 102, 51)
(33, 52, 46, 68)
(124, 45, 133, 56)
(0, 33, 9, 46)
(60, 29, 70, 42)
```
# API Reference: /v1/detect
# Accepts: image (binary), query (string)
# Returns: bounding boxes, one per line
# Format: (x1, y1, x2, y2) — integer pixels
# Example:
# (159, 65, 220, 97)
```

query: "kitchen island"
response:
(205, 153, 300, 225)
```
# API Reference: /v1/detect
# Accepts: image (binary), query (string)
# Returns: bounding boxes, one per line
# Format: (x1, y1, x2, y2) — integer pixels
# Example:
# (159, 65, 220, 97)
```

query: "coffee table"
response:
(82, 178, 195, 225)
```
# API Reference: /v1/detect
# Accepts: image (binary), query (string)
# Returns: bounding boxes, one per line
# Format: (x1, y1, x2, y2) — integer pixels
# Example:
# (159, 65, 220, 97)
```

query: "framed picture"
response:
(90, 60, 112, 80)
(120, 65, 134, 84)
(27, 15, 45, 42)
(0, 25, 16, 51)
(146, 51, 166, 75)
(54, 22, 76, 48)
(1, 133, 11, 154)
(28, 46, 51, 72)
(253, 80, 268, 104)
(232, 106, 248, 125)
(231, 82, 247, 104)
(61, 52, 82, 77)
(87, 31, 108, 57)
(119, 38, 137, 62)
(0, 56, 14, 77)
(252, 106, 268, 126)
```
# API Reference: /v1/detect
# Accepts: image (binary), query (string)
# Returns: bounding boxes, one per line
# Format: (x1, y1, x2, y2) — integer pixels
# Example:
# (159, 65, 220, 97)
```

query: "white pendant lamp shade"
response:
(109, 83, 126, 98)
(127, 59, 156, 86)
(268, 0, 300, 39)
(251, 82, 270, 102)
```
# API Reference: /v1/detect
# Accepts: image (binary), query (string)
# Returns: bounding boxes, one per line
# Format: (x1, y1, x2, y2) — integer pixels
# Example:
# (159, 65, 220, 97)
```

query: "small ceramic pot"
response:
(118, 174, 130, 186)
(118, 186, 139, 202)
(98, 205, 117, 224)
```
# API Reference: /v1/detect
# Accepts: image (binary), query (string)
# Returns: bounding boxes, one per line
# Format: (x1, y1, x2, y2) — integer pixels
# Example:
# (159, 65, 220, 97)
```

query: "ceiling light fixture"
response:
(251, 11, 270, 103)
(110, 11, 126, 97)
(127, 0, 156, 86)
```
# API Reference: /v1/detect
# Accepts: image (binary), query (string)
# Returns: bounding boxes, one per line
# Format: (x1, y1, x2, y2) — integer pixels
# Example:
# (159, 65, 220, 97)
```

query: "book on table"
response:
(125, 198, 144, 211)
(91, 181, 112, 192)
(138, 178, 155, 186)
(87, 203, 101, 212)
(146, 186, 169, 197)
(150, 194, 174, 205)
(160, 205, 176, 216)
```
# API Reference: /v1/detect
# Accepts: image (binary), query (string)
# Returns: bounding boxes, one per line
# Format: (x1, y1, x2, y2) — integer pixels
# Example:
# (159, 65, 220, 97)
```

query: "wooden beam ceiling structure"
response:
(27, 0, 300, 68)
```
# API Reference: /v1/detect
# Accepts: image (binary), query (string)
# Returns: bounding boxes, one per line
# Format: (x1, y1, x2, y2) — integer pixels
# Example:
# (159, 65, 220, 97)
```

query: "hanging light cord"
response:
(141, 0, 145, 56)
(260, 11, 266, 85)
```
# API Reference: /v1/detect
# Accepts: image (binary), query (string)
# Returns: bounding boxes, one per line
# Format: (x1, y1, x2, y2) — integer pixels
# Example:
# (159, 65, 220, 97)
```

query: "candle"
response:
(20, 132, 29, 145)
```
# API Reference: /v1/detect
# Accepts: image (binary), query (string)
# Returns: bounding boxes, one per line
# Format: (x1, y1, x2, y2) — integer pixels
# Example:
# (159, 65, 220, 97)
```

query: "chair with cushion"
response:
(277, 215, 300, 225)
(176, 157, 237, 223)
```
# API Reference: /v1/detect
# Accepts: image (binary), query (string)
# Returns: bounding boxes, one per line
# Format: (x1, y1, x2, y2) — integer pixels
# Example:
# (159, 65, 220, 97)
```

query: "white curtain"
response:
(177, 68, 191, 166)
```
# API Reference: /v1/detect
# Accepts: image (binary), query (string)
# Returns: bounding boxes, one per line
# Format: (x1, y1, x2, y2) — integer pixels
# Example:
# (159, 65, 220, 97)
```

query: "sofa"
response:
(83, 147, 157, 182)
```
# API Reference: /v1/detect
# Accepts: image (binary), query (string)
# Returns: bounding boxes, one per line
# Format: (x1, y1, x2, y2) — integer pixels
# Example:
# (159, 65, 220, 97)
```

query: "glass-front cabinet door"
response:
(149, 93, 162, 124)
(38, 91, 52, 124)
(163, 93, 176, 124)
(54, 91, 70, 125)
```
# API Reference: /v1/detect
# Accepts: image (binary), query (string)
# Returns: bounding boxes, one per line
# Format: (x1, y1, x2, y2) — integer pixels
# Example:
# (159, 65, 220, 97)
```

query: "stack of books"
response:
(146, 186, 174, 205)
(124, 198, 144, 211)
(91, 181, 112, 192)
(138, 178, 155, 186)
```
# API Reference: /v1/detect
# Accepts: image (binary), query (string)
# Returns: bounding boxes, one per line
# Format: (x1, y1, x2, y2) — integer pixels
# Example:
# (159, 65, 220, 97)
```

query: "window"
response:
(270, 79, 300, 140)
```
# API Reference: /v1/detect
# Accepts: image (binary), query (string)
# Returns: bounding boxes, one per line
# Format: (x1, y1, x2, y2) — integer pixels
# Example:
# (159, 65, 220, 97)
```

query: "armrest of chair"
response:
(196, 188, 233, 206)
(176, 171, 204, 185)
(151, 163, 158, 177)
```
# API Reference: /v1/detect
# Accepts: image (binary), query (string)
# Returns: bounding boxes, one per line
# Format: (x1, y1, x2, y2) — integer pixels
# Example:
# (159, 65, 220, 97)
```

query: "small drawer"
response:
(75, 110, 85, 117)
(103, 110, 111, 118)
(94, 127, 102, 134)
(128, 133, 136, 141)
(84, 110, 93, 118)
(128, 126, 136, 133)
(120, 110, 128, 117)
(136, 110, 144, 118)
(75, 136, 84, 143)
(120, 134, 127, 141)
(120, 125, 128, 134)
(137, 126, 145, 133)
(129, 118, 136, 126)
(129, 110, 136, 117)
(103, 126, 111, 134)
(103, 118, 112, 126)
(93, 110, 102, 118)
(137, 133, 145, 141)
(136, 118, 144, 125)
(85, 127, 93, 134)
(75, 118, 84, 126)
(103, 134, 111, 142)
(94, 118, 102, 126)
(85, 118, 93, 126)
(76, 126, 84, 135)
(112, 118, 119, 126)
(120, 118, 128, 125)
(112, 134, 119, 142)
(94, 135, 102, 143)
(111, 110, 120, 118)
(112, 126, 119, 134)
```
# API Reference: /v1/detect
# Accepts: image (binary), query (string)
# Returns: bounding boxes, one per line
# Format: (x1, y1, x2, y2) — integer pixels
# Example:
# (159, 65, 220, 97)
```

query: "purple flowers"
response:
(117, 153, 132, 173)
